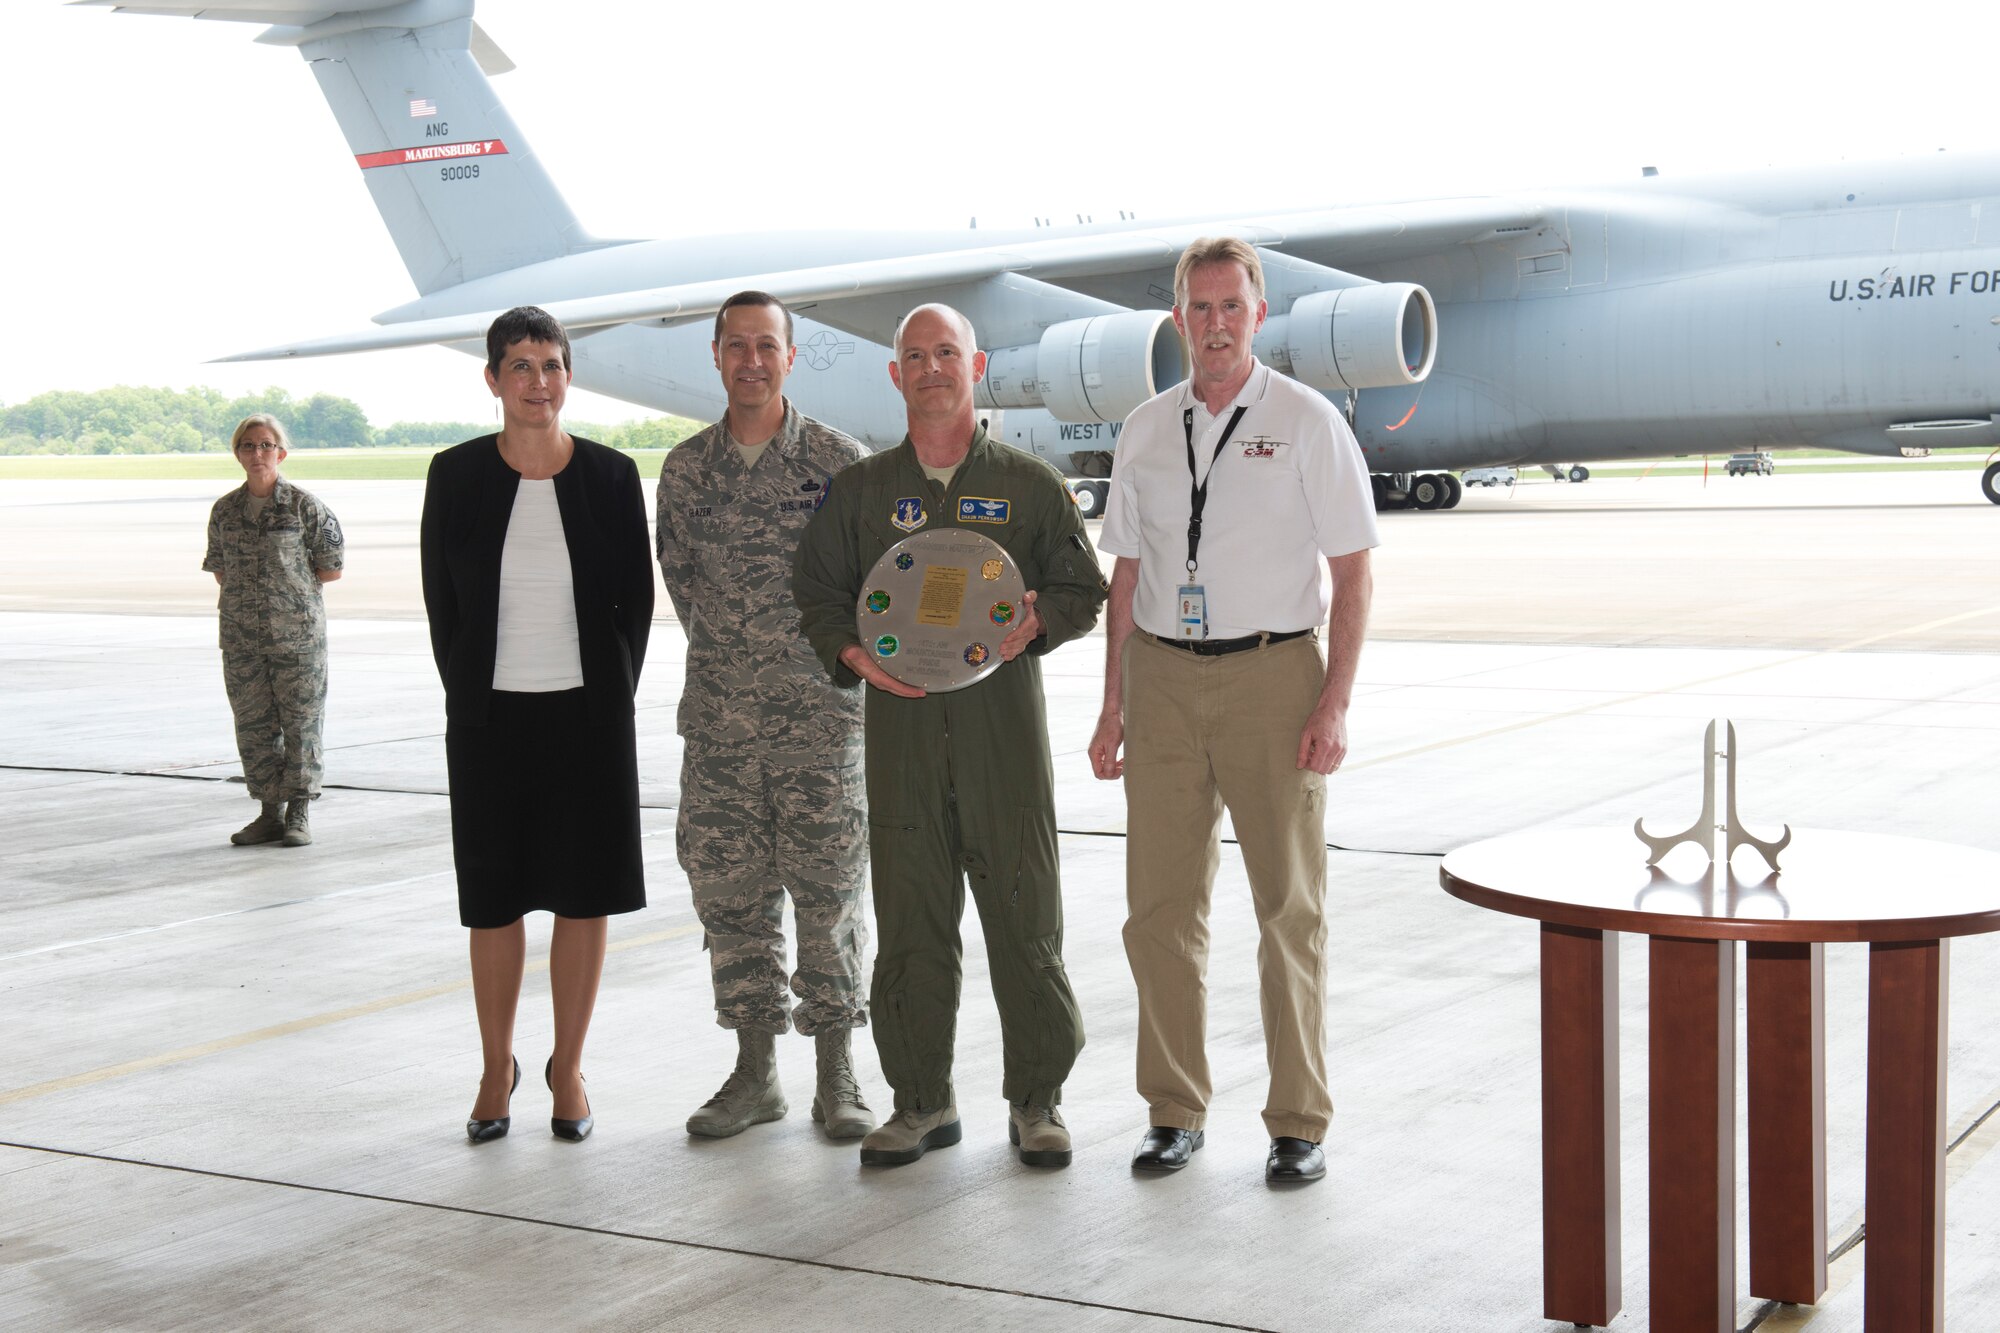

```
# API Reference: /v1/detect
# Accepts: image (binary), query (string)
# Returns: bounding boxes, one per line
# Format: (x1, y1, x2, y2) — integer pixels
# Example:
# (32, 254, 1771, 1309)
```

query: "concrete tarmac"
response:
(3, 469, 1999, 1330)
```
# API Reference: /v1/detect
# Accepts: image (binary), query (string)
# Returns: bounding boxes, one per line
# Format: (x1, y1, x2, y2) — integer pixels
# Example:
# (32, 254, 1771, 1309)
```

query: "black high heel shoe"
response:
(545, 1056, 593, 1142)
(466, 1054, 520, 1144)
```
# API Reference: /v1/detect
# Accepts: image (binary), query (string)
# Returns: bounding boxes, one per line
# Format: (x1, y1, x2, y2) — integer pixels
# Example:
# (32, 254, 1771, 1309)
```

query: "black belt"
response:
(1152, 629, 1311, 657)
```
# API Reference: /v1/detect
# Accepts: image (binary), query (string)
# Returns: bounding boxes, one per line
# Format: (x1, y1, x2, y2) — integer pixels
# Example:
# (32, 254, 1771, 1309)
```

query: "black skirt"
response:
(445, 688, 646, 928)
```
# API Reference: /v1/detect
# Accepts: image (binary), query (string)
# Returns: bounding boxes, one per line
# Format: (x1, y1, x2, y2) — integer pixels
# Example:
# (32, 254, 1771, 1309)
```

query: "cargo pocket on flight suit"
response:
(867, 811, 927, 1088)
(1007, 806, 1083, 1064)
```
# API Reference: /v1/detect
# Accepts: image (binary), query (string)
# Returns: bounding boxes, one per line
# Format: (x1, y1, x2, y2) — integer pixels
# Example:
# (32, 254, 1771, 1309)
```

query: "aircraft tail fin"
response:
(93, 1, 596, 294)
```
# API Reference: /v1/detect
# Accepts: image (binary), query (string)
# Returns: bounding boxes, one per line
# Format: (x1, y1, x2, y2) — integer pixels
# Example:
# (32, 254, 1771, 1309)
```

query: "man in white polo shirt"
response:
(1089, 236, 1377, 1184)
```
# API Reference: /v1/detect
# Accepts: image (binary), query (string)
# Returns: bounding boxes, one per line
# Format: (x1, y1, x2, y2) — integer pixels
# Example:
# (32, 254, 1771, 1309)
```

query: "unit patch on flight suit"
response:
(892, 497, 926, 532)
(957, 497, 1010, 524)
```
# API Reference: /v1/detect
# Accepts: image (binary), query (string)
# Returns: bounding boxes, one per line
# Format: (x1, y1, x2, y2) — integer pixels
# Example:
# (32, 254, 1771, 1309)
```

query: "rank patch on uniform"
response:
(892, 497, 926, 532)
(957, 497, 1010, 524)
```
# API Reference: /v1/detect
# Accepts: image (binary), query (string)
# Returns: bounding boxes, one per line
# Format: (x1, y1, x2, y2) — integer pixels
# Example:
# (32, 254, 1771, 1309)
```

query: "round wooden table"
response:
(1441, 826, 2000, 1333)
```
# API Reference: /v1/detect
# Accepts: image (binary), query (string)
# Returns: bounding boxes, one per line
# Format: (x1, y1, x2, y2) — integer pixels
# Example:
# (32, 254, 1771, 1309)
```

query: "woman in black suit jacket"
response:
(421, 307, 654, 1145)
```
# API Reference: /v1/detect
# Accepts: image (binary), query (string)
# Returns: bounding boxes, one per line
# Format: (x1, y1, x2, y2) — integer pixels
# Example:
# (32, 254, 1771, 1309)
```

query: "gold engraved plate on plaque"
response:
(916, 564, 969, 627)
(858, 529, 1025, 692)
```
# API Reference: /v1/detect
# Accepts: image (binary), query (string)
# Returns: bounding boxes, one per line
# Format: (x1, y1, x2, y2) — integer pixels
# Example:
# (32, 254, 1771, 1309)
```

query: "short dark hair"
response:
(485, 306, 572, 376)
(713, 290, 793, 348)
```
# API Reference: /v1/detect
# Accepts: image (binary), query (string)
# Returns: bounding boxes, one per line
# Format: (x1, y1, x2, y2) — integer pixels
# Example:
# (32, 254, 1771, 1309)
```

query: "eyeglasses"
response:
(235, 442, 282, 454)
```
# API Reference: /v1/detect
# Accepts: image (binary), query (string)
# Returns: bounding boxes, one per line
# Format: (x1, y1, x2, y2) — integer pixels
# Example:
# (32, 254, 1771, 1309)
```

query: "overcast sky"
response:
(6, 0, 1994, 430)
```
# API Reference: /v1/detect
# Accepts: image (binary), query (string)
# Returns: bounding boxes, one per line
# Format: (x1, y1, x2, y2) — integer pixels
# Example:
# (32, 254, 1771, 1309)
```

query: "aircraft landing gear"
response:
(1569, 465, 1590, 482)
(1372, 472, 1461, 510)
(1983, 461, 2000, 505)
(1070, 480, 1109, 518)
(1372, 475, 1411, 510)
(1544, 464, 1592, 482)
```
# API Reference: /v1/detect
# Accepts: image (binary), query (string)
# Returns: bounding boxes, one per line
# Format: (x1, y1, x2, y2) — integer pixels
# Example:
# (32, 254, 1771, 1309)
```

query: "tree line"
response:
(0, 385, 700, 456)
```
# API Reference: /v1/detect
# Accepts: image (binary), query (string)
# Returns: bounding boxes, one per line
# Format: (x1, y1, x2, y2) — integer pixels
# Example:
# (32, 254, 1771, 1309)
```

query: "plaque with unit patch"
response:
(858, 529, 1025, 692)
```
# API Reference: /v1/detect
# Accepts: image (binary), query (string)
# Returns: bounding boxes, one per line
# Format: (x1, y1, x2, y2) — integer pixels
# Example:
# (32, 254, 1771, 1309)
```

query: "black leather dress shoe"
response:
(546, 1056, 594, 1142)
(1131, 1126, 1204, 1172)
(466, 1055, 520, 1144)
(1266, 1136, 1326, 1182)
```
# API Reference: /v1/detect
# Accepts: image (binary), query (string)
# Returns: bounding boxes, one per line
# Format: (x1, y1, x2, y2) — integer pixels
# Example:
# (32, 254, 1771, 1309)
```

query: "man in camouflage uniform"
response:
(202, 414, 344, 848)
(655, 290, 876, 1141)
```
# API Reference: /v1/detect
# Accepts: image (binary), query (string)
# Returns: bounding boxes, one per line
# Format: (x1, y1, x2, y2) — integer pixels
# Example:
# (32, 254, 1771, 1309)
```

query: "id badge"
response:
(1176, 584, 1207, 640)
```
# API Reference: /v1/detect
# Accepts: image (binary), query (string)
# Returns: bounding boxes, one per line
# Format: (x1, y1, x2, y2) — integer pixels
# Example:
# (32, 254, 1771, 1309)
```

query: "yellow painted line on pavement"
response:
(1346, 604, 2000, 774)
(0, 923, 701, 1108)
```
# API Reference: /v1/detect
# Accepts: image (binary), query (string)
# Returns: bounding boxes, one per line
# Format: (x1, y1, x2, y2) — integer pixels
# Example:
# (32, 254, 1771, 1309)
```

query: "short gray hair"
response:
(230, 414, 290, 452)
(1173, 237, 1265, 309)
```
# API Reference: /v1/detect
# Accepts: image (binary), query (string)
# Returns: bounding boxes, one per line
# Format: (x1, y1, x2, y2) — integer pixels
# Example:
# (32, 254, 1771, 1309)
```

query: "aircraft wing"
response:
(216, 197, 1545, 361)
(70, 1, 409, 23)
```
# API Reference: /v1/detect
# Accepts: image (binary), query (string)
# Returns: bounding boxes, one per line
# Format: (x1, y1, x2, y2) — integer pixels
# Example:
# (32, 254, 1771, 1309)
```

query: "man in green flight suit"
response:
(794, 304, 1107, 1169)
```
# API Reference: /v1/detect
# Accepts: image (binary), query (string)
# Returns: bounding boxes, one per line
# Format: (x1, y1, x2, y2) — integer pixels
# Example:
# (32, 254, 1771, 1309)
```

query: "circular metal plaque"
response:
(858, 528, 1026, 692)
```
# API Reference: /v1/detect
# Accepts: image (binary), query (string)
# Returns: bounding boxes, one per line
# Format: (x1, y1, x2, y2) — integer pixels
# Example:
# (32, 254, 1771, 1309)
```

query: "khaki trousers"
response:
(1121, 632, 1332, 1141)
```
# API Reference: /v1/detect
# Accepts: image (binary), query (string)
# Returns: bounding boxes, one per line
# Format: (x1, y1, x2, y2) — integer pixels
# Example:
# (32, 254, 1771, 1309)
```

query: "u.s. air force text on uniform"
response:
(656, 403, 870, 1037)
(202, 479, 344, 805)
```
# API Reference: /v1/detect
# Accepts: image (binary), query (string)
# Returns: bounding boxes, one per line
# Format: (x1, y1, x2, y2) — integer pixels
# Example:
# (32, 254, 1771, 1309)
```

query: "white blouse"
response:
(492, 480, 585, 691)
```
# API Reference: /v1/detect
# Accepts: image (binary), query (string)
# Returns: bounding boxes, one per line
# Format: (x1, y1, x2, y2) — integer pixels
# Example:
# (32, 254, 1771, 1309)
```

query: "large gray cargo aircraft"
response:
(84, 0, 2000, 509)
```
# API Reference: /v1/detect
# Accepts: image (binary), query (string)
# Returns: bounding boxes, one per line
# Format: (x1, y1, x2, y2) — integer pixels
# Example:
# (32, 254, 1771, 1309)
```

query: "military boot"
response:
(1008, 1100, 1072, 1167)
(231, 802, 285, 846)
(281, 799, 313, 847)
(859, 1104, 960, 1166)
(810, 1029, 876, 1140)
(686, 1029, 787, 1138)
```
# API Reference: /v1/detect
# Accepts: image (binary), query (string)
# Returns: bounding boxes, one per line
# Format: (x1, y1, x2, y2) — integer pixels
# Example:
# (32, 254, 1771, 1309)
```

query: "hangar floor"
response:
(2, 469, 1997, 1330)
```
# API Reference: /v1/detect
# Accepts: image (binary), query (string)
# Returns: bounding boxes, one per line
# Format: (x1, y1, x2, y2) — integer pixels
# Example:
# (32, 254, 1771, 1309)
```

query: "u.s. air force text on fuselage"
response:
(1828, 269, 2000, 301)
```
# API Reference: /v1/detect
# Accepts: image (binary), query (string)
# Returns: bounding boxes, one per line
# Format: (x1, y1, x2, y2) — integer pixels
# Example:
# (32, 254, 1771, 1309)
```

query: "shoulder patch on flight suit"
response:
(957, 496, 1010, 524)
(892, 497, 926, 532)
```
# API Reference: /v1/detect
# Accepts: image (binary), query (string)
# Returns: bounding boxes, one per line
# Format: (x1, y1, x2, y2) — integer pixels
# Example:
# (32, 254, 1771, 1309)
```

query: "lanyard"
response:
(1183, 404, 1248, 576)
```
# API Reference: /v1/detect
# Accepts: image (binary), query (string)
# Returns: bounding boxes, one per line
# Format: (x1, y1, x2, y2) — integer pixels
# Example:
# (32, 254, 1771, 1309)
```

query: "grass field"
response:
(0, 449, 673, 482)
(1588, 457, 1986, 477)
(0, 447, 1986, 482)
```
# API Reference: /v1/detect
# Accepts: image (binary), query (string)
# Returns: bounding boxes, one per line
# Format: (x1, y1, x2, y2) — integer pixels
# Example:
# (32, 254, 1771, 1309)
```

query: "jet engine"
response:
(1258, 283, 1437, 391)
(978, 311, 1185, 424)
